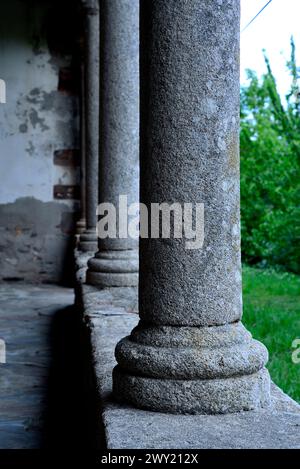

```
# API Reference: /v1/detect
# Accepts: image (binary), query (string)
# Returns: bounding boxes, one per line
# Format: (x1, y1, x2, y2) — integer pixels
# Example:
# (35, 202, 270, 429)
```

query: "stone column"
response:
(113, 0, 271, 414)
(78, 0, 99, 252)
(86, 0, 139, 287)
(76, 44, 87, 235)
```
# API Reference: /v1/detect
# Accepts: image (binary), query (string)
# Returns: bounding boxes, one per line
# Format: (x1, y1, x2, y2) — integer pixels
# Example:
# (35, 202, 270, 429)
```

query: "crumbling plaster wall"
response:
(0, 0, 81, 284)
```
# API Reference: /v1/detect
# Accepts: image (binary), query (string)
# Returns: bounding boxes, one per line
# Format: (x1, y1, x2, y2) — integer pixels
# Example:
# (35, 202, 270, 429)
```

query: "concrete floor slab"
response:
(0, 283, 93, 448)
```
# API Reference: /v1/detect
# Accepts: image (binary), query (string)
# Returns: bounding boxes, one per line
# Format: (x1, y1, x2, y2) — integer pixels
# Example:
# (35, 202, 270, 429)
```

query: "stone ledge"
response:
(75, 252, 300, 449)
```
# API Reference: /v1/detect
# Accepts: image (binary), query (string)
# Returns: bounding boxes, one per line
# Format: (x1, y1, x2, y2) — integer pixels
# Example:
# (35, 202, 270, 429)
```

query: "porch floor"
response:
(0, 283, 94, 449)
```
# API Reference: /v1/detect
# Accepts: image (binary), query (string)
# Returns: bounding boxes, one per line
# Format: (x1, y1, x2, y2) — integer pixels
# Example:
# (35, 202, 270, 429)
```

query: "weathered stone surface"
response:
(87, 250, 138, 287)
(76, 218, 86, 235)
(139, 0, 242, 327)
(81, 0, 99, 15)
(0, 198, 76, 284)
(79, 1, 99, 253)
(74, 248, 91, 270)
(74, 248, 90, 283)
(79, 281, 138, 316)
(98, 0, 139, 249)
(130, 321, 252, 347)
(74, 268, 300, 449)
(114, 329, 268, 380)
(103, 395, 300, 449)
(113, 0, 270, 414)
(79, 229, 97, 252)
(87, 0, 139, 286)
(76, 63, 86, 235)
(113, 368, 271, 415)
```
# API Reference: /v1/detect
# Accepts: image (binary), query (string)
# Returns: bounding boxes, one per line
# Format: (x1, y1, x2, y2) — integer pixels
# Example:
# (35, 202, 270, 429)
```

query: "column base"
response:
(76, 218, 86, 235)
(113, 367, 271, 415)
(86, 249, 138, 287)
(113, 321, 271, 414)
(78, 228, 98, 252)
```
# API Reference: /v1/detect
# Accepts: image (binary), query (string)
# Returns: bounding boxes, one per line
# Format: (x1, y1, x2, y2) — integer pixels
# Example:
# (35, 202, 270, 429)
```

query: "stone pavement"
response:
(0, 283, 95, 449)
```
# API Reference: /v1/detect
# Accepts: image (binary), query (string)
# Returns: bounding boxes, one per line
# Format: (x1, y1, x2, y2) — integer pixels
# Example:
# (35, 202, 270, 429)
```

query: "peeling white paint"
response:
(0, 0, 79, 205)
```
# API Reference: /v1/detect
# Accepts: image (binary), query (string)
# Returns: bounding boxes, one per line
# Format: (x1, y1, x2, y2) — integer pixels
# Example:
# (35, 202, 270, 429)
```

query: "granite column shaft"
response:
(87, 0, 139, 286)
(76, 52, 87, 235)
(79, 0, 100, 252)
(113, 0, 271, 414)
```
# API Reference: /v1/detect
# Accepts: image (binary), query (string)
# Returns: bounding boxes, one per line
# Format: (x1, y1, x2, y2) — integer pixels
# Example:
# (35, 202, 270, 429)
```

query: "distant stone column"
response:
(113, 0, 271, 414)
(86, 0, 139, 287)
(76, 44, 87, 235)
(78, 0, 99, 252)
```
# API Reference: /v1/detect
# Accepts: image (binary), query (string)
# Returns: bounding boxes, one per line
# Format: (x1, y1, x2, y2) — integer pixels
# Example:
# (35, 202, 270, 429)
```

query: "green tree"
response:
(240, 37, 300, 273)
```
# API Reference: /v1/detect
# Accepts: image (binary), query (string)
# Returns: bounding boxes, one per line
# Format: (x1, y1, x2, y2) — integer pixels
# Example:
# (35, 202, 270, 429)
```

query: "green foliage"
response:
(240, 37, 300, 273)
(242, 266, 300, 402)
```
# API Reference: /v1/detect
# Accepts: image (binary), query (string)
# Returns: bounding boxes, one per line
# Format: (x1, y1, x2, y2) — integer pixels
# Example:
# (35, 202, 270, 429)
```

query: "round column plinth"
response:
(113, 367, 271, 415)
(113, 321, 271, 414)
(76, 218, 86, 235)
(86, 249, 138, 287)
(78, 229, 98, 252)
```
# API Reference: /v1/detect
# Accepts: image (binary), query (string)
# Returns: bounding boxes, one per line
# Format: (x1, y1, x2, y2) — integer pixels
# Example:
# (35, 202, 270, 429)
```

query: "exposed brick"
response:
(53, 185, 80, 200)
(54, 149, 80, 166)
(58, 67, 78, 94)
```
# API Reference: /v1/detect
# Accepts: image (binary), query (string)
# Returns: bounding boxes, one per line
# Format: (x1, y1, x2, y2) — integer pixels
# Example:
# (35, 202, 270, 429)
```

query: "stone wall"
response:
(0, 0, 81, 284)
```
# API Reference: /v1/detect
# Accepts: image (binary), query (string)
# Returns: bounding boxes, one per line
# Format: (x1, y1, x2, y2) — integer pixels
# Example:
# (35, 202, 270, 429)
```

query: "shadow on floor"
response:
(42, 304, 99, 449)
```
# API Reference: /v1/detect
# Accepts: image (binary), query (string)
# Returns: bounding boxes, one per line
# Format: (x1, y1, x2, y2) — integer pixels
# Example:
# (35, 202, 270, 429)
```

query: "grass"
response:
(242, 265, 300, 402)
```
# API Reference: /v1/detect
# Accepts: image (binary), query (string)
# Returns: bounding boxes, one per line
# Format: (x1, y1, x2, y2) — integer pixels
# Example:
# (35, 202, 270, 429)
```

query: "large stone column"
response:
(113, 0, 271, 414)
(86, 0, 139, 287)
(78, 0, 99, 252)
(76, 44, 87, 235)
